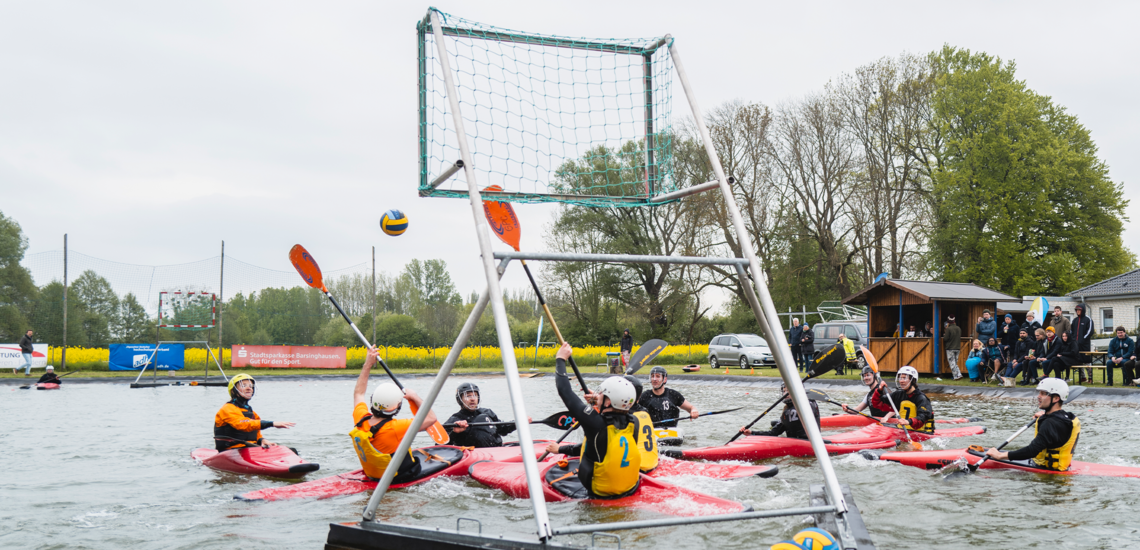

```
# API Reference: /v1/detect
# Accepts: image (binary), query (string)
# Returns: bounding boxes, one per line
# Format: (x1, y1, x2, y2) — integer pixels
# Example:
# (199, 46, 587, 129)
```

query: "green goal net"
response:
(417, 8, 677, 207)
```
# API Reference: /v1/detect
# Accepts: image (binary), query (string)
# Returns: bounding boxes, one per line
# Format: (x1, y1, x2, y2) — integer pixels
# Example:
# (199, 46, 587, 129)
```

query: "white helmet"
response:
(1036, 378, 1069, 402)
(370, 382, 405, 416)
(896, 366, 919, 389)
(597, 376, 636, 411)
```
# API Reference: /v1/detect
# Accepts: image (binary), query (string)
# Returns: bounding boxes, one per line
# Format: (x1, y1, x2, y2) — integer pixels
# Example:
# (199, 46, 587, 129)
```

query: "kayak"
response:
(820, 414, 980, 428)
(821, 424, 985, 445)
(655, 427, 683, 446)
(35, 383, 60, 390)
(647, 456, 778, 479)
(875, 448, 1140, 478)
(237, 443, 544, 501)
(671, 436, 895, 462)
(192, 445, 319, 479)
(468, 457, 748, 517)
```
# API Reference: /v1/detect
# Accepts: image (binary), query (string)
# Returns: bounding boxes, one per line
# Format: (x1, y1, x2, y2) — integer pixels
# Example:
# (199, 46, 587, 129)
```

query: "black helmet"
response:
(623, 375, 643, 401)
(456, 382, 480, 409)
(649, 366, 667, 379)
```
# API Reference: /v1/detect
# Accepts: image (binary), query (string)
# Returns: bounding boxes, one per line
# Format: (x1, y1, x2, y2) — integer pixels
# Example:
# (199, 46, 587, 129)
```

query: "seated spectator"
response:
(984, 337, 1004, 382)
(1045, 330, 1080, 381)
(965, 339, 986, 382)
(1038, 327, 1061, 378)
(1005, 328, 1035, 384)
(1107, 326, 1136, 387)
(906, 325, 918, 338)
(924, 321, 934, 338)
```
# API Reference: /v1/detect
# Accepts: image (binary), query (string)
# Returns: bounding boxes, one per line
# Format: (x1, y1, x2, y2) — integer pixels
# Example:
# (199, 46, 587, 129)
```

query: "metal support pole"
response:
(362, 258, 509, 520)
(62, 234, 67, 371)
(669, 40, 852, 535)
(218, 241, 224, 349)
(551, 505, 837, 535)
(372, 246, 377, 345)
(410, 12, 552, 539)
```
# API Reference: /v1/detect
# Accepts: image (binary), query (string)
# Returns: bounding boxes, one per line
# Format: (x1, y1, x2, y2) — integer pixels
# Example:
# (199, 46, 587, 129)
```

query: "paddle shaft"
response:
(654, 407, 743, 426)
(727, 393, 786, 444)
(538, 421, 580, 461)
(876, 375, 917, 446)
(520, 260, 590, 392)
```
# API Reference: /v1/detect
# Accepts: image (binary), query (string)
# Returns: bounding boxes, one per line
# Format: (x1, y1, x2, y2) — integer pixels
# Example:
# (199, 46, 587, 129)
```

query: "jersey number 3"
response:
(641, 424, 654, 452)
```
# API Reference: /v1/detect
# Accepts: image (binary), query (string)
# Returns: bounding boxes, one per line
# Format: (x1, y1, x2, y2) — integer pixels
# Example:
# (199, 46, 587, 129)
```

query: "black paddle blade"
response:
(858, 449, 889, 461)
(535, 411, 578, 430)
(660, 448, 685, 459)
(804, 389, 829, 401)
(804, 344, 845, 378)
(625, 339, 668, 375)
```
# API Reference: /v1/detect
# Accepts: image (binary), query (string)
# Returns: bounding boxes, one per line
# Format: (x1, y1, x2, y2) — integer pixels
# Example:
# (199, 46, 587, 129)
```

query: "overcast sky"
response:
(2, 1, 1137, 307)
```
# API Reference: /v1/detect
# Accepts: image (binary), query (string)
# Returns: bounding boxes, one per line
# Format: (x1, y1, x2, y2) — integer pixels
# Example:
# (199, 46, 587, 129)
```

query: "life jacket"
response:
(1034, 415, 1081, 472)
(842, 339, 856, 361)
(349, 414, 415, 480)
(214, 401, 263, 451)
(897, 399, 935, 434)
(584, 414, 641, 497)
(631, 410, 658, 472)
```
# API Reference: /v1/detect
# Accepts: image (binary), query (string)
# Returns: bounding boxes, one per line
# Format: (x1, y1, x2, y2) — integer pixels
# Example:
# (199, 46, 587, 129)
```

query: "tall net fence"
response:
(418, 9, 677, 206)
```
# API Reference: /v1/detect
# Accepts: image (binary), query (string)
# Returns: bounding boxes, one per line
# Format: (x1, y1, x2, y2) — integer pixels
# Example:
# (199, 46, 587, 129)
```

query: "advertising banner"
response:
(0, 343, 49, 369)
(109, 344, 185, 371)
(230, 345, 346, 369)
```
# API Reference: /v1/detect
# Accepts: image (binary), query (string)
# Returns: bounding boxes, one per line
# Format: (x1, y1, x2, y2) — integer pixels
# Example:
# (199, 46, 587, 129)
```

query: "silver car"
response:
(708, 333, 774, 369)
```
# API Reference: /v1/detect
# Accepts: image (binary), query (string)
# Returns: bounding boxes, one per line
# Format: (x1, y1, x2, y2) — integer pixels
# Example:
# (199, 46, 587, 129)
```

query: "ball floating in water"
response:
(380, 210, 408, 236)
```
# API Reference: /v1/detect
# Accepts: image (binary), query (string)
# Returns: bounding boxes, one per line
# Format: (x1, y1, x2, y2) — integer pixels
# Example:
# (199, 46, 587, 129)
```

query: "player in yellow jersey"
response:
(985, 378, 1080, 471)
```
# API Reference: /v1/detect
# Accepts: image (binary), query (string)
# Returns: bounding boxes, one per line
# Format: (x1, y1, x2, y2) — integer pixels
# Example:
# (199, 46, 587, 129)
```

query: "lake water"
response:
(4, 376, 1140, 549)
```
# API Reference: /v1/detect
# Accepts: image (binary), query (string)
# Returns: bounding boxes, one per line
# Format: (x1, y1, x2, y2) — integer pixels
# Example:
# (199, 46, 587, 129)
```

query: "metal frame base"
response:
(326, 521, 579, 550)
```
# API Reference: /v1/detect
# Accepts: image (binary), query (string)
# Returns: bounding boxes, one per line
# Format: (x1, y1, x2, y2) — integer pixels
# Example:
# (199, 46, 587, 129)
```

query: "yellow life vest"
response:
(349, 417, 413, 480)
(898, 400, 935, 434)
(632, 410, 658, 472)
(1034, 416, 1081, 471)
(584, 414, 641, 497)
(842, 339, 856, 361)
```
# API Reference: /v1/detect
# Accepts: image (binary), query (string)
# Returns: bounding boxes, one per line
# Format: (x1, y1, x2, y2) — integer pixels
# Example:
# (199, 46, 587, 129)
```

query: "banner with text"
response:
(0, 344, 49, 369)
(109, 344, 185, 371)
(231, 345, 346, 369)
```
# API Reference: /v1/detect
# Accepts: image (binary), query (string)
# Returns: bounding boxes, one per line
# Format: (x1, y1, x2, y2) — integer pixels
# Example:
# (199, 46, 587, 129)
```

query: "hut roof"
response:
(843, 279, 1018, 305)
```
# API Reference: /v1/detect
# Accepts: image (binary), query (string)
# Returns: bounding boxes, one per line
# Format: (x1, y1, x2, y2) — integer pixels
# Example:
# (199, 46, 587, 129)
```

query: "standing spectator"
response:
(18, 329, 34, 376)
(998, 314, 1020, 360)
(619, 329, 633, 371)
(1044, 306, 1070, 338)
(1107, 326, 1135, 387)
(1070, 304, 1094, 383)
(1021, 311, 1042, 335)
(1007, 328, 1037, 385)
(943, 316, 962, 380)
(1046, 331, 1080, 381)
(800, 323, 815, 372)
(788, 319, 804, 373)
(976, 310, 997, 343)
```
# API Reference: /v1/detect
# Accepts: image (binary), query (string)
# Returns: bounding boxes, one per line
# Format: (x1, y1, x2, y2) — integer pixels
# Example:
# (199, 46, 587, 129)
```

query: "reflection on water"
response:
(3, 377, 1140, 548)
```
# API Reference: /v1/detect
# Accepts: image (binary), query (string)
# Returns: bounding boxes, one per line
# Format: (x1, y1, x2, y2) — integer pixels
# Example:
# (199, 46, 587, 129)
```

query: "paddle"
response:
(944, 385, 1087, 479)
(537, 421, 581, 461)
(443, 411, 578, 430)
(726, 352, 845, 445)
(290, 244, 448, 445)
(653, 407, 744, 426)
(625, 339, 668, 375)
(802, 389, 878, 421)
(860, 345, 922, 451)
(19, 370, 76, 389)
(482, 187, 589, 393)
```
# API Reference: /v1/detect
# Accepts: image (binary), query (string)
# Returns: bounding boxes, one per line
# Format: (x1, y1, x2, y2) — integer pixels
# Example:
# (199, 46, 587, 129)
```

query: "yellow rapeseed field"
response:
(46, 343, 708, 370)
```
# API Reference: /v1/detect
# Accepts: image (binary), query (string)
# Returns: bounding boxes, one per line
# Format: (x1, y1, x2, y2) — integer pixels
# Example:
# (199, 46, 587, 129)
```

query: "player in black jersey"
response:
(637, 366, 698, 424)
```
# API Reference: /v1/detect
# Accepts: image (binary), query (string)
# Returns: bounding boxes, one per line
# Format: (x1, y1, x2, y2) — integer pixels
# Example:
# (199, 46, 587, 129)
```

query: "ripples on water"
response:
(4, 377, 1140, 548)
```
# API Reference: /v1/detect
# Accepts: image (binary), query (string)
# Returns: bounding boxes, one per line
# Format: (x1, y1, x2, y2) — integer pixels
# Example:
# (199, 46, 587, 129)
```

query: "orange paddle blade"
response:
(860, 345, 880, 373)
(408, 399, 449, 444)
(289, 244, 327, 292)
(481, 185, 521, 252)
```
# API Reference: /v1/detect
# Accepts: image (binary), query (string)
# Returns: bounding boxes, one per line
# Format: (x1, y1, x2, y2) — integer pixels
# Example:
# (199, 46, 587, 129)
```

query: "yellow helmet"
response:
(228, 373, 256, 400)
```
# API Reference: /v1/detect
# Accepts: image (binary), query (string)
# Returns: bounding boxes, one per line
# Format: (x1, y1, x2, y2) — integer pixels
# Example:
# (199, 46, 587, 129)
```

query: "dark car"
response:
(809, 321, 868, 367)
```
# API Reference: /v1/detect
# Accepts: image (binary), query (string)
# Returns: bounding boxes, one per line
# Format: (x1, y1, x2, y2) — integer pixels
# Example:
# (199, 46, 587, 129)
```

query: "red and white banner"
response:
(230, 345, 346, 369)
(0, 344, 49, 369)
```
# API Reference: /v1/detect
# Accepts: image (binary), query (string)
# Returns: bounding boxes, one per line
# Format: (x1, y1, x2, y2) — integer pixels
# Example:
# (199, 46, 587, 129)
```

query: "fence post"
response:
(62, 234, 68, 371)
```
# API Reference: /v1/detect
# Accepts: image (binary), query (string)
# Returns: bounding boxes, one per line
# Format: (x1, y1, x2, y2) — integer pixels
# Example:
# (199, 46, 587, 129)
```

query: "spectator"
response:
(892, 323, 900, 338)
(800, 324, 815, 372)
(924, 321, 935, 338)
(943, 316, 963, 380)
(1107, 326, 1136, 387)
(965, 339, 986, 382)
(998, 314, 1019, 360)
(976, 310, 997, 343)
(619, 329, 633, 369)
(837, 332, 856, 376)
(985, 337, 1004, 382)
(1038, 327, 1061, 378)
(18, 329, 33, 376)
(1007, 328, 1037, 385)
(1046, 330, 1080, 381)
(906, 325, 918, 338)
(1044, 306, 1070, 338)
(1071, 304, 1095, 383)
(1022, 311, 1042, 335)
(788, 319, 804, 372)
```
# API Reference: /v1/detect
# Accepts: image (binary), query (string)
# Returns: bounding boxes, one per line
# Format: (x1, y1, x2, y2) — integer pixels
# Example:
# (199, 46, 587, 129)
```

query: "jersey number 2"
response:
(619, 437, 630, 467)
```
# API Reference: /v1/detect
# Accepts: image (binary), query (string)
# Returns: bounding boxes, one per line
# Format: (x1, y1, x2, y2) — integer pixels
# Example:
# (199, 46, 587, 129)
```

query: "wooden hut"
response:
(842, 279, 1018, 374)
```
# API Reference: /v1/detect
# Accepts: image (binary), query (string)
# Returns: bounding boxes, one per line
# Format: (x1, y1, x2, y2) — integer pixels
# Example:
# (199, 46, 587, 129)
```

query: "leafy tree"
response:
(72, 270, 118, 345)
(112, 293, 152, 343)
(374, 314, 429, 347)
(0, 211, 36, 341)
(30, 282, 87, 347)
(926, 46, 1133, 294)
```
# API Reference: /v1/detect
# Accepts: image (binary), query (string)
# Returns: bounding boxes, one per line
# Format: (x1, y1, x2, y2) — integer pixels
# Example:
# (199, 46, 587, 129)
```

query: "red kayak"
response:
(192, 445, 319, 479)
(820, 414, 980, 428)
(237, 443, 543, 501)
(877, 448, 1140, 477)
(469, 458, 748, 517)
(822, 424, 985, 445)
(647, 456, 778, 480)
(35, 383, 60, 390)
(672, 436, 895, 462)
